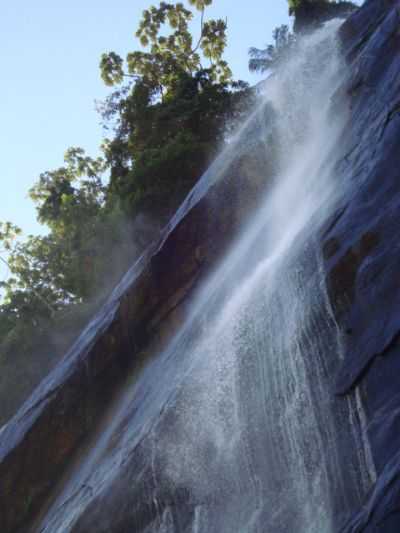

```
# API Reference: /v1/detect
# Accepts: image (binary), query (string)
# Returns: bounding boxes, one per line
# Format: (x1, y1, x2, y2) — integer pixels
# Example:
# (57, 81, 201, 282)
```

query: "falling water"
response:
(36, 21, 375, 533)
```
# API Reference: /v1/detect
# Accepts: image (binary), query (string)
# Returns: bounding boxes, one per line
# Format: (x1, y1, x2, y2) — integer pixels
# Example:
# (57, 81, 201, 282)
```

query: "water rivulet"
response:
(30, 21, 376, 533)
(7, 1, 400, 529)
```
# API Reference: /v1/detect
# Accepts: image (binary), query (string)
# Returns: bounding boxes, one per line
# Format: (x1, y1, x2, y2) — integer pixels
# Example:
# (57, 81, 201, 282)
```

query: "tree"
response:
(0, 1, 243, 343)
(100, 0, 232, 95)
(249, 0, 358, 74)
(98, 0, 250, 218)
(30, 148, 105, 232)
(101, 71, 250, 217)
(287, 0, 357, 32)
(248, 25, 295, 74)
(0, 0, 248, 426)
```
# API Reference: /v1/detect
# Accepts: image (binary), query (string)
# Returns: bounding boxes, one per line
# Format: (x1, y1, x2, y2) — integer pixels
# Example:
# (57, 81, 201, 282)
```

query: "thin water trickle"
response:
(36, 21, 374, 533)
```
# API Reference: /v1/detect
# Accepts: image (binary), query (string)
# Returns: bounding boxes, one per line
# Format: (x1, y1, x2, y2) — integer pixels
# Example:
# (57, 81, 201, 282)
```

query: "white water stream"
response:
(36, 21, 375, 533)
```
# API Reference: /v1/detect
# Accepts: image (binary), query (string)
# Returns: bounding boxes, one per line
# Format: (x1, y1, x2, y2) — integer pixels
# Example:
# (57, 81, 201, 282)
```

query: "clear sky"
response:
(0, 0, 290, 239)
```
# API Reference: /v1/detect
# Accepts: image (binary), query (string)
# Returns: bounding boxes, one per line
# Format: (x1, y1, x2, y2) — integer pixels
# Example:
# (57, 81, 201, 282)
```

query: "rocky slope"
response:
(328, 0, 400, 530)
(1, 0, 400, 531)
(0, 122, 268, 533)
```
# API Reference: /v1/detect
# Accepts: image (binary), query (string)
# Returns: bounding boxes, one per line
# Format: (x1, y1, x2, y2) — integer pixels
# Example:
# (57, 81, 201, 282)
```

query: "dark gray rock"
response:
(1, 0, 400, 531)
(324, 0, 400, 396)
(322, 0, 400, 530)
(0, 109, 271, 533)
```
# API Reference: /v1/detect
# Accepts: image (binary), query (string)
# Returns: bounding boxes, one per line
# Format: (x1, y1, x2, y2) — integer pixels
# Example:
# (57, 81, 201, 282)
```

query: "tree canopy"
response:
(248, 0, 357, 73)
(0, 0, 358, 428)
(0, 0, 251, 427)
(248, 25, 295, 74)
(100, 0, 231, 93)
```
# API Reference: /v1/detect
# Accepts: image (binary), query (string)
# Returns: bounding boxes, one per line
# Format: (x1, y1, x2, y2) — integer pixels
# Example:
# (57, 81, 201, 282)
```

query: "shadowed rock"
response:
(0, 121, 270, 533)
(2, 1, 400, 531)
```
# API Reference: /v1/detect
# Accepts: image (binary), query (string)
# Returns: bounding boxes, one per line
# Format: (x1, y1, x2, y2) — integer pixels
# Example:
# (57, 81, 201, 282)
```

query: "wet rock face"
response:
(1, 1, 400, 531)
(321, 0, 400, 530)
(0, 131, 269, 532)
(325, 229, 380, 317)
(291, 0, 357, 33)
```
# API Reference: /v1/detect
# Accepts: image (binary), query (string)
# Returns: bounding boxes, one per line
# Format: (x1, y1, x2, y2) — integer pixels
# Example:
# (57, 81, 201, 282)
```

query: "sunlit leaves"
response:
(249, 25, 296, 73)
(188, 0, 212, 9)
(64, 147, 105, 178)
(100, 0, 231, 94)
(0, 222, 22, 252)
(28, 148, 106, 242)
(0, 0, 240, 353)
(100, 52, 124, 86)
(288, 0, 331, 9)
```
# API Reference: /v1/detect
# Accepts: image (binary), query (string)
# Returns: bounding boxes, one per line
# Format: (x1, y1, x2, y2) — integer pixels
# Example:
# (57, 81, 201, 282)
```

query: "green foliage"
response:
(288, 0, 357, 10)
(102, 70, 250, 217)
(0, 222, 21, 251)
(287, 0, 358, 27)
(98, 1, 250, 219)
(249, 0, 358, 71)
(288, 0, 327, 11)
(100, 52, 125, 86)
(249, 25, 295, 73)
(100, 0, 231, 93)
(30, 149, 105, 231)
(0, 0, 252, 427)
(0, 146, 136, 380)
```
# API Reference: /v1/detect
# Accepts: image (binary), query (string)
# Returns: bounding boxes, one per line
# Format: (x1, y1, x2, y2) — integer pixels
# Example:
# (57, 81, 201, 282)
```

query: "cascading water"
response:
(36, 21, 375, 533)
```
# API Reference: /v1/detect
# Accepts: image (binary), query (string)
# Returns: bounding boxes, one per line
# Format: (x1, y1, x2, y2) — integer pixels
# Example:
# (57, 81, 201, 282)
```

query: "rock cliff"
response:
(329, 0, 400, 530)
(1, 1, 400, 531)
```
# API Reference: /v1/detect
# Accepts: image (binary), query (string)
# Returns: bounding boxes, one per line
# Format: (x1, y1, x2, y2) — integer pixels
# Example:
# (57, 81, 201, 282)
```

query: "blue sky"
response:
(0, 0, 290, 238)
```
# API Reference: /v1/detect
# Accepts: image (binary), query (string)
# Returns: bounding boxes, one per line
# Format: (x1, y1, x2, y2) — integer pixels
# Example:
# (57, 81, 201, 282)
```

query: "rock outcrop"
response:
(291, 0, 357, 33)
(1, 0, 400, 531)
(0, 134, 269, 533)
(324, 0, 400, 530)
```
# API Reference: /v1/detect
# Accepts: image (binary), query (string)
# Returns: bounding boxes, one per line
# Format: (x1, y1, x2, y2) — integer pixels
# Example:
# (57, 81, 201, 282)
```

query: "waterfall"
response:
(37, 20, 375, 533)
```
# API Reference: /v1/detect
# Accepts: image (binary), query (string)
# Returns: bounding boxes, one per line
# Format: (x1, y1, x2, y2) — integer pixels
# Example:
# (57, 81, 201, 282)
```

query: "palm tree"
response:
(248, 25, 296, 74)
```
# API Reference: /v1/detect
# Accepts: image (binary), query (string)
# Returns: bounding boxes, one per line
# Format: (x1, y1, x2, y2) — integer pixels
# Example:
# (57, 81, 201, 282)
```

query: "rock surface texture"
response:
(329, 0, 400, 531)
(291, 0, 356, 32)
(0, 122, 268, 533)
(0, 0, 400, 531)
